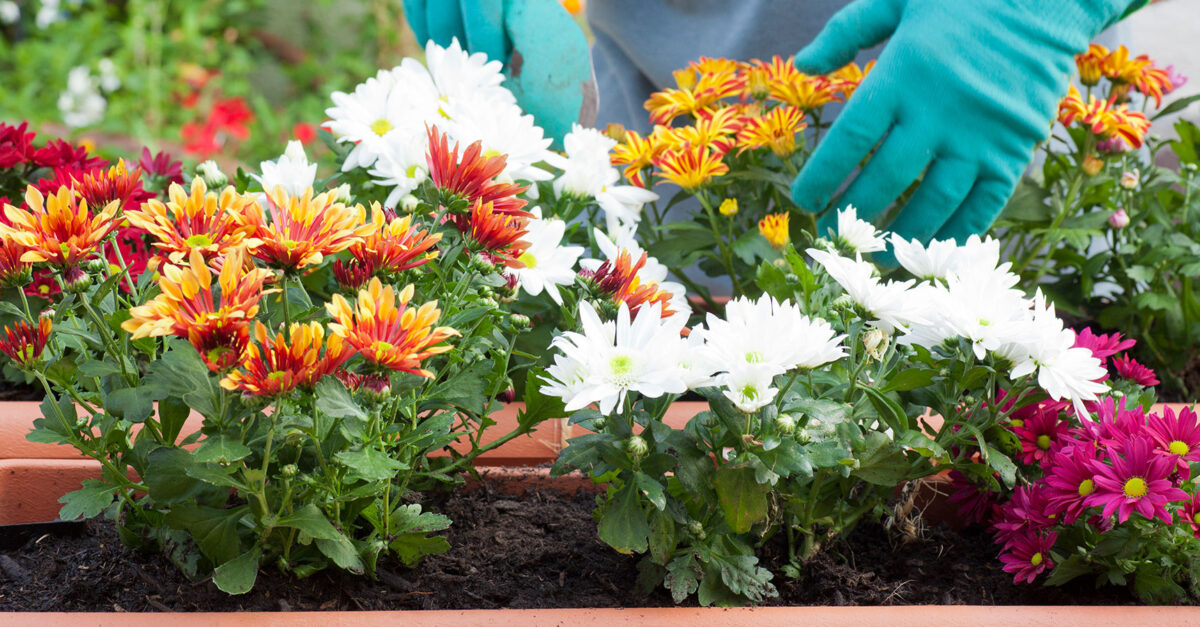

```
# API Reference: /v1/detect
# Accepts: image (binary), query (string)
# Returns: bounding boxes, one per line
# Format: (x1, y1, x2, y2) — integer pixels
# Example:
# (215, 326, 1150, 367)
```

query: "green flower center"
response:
(1010, 419, 1024, 429)
(740, 384, 759, 401)
(1077, 478, 1095, 497)
(1036, 434, 1052, 450)
(1169, 440, 1190, 456)
(1030, 552, 1043, 567)
(610, 354, 634, 381)
(517, 251, 538, 268)
(370, 118, 394, 136)
(744, 350, 764, 364)
(1123, 477, 1147, 498)
(186, 233, 214, 248)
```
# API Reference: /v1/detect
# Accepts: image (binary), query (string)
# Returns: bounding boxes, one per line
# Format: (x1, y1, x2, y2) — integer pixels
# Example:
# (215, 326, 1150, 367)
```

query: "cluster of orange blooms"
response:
(1058, 45, 1178, 150)
(0, 166, 459, 398)
(611, 55, 872, 190)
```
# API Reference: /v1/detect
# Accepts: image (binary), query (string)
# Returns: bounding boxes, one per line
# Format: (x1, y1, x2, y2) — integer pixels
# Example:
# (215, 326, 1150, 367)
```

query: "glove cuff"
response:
(1051, 0, 1143, 43)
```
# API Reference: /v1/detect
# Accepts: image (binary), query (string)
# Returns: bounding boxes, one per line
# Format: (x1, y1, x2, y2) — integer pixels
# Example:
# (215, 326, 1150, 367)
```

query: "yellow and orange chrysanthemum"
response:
(1058, 85, 1151, 149)
(645, 65, 746, 125)
(827, 60, 874, 99)
(760, 56, 838, 110)
(737, 105, 807, 157)
(586, 249, 677, 319)
(0, 235, 32, 288)
(349, 205, 441, 275)
(1101, 45, 1173, 106)
(123, 247, 274, 371)
(665, 106, 746, 156)
(325, 278, 458, 377)
(1075, 44, 1108, 87)
(124, 177, 259, 265)
(461, 199, 530, 268)
(0, 185, 119, 268)
(242, 186, 374, 271)
(654, 144, 729, 190)
(610, 129, 666, 188)
(758, 212, 790, 250)
(220, 321, 351, 396)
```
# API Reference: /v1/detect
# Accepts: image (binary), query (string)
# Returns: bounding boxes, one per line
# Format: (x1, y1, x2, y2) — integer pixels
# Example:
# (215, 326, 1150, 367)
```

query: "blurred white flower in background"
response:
(97, 58, 121, 92)
(0, 1, 20, 25)
(58, 66, 105, 128)
(36, 0, 60, 28)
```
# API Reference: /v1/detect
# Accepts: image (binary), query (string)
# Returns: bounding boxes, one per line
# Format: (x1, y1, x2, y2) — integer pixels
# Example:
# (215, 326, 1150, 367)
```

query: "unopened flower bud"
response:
(592, 416, 606, 431)
(687, 520, 706, 540)
(775, 414, 797, 434)
(468, 253, 498, 275)
(1108, 208, 1130, 229)
(1081, 154, 1104, 176)
(401, 194, 420, 213)
(509, 313, 531, 329)
(498, 387, 516, 403)
(196, 160, 227, 187)
(626, 435, 649, 458)
(334, 183, 354, 204)
(862, 328, 889, 361)
(362, 373, 391, 401)
(62, 266, 91, 292)
(719, 197, 738, 216)
(831, 294, 854, 311)
(1184, 163, 1199, 173)
(281, 464, 298, 478)
(478, 297, 499, 310)
(1119, 169, 1139, 190)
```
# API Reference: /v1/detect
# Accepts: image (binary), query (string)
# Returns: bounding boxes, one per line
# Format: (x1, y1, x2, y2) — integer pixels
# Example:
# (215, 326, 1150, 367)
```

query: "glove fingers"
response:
(461, 0, 509, 62)
(402, 0, 430, 46)
(793, 0, 906, 74)
(791, 84, 893, 214)
(426, 0, 466, 46)
(833, 124, 931, 224)
(932, 176, 1017, 244)
(885, 157, 978, 243)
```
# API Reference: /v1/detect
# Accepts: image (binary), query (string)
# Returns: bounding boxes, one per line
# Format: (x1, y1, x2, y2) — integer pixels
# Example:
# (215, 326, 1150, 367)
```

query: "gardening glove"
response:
(402, 0, 595, 146)
(790, 0, 1146, 245)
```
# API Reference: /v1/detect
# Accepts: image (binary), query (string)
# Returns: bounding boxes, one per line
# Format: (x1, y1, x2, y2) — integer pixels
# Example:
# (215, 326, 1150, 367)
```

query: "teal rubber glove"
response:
(790, 0, 1140, 244)
(402, 0, 594, 146)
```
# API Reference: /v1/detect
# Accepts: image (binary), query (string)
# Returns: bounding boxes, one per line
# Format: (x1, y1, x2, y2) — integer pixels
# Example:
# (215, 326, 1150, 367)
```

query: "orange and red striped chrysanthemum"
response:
(326, 278, 458, 377)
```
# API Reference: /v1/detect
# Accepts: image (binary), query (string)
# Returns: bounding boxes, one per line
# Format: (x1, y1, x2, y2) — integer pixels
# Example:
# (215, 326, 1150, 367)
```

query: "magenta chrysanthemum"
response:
(1013, 407, 1072, 466)
(1146, 405, 1200, 477)
(946, 469, 995, 526)
(1042, 445, 1100, 524)
(1178, 493, 1200, 540)
(1075, 396, 1146, 450)
(998, 530, 1057, 585)
(1085, 436, 1189, 524)
(1073, 328, 1135, 363)
(1113, 354, 1159, 387)
(991, 484, 1055, 544)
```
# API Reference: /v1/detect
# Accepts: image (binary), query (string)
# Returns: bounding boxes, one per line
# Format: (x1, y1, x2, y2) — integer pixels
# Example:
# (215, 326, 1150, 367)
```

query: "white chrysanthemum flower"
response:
(583, 227, 690, 319)
(938, 267, 1030, 359)
(36, 0, 59, 28)
(368, 127, 430, 208)
(596, 185, 657, 232)
(325, 77, 417, 171)
(58, 66, 105, 128)
(697, 295, 844, 376)
(254, 140, 317, 198)
(96, 58, 120, 92)
(891, 233, 1003, 281)
(807, 248, 924, 333)
(512, 208, 583, 305)
(550, 125, 657, 229)
(424, 38, 515, 105)
(541, 301, 689, 415)
(446, 99, 554, 183)
(835, 205, 886, 254)
(1006, 292, 1108, 416)
(720, 365, 779, 414)
(676, 330, 716, 390)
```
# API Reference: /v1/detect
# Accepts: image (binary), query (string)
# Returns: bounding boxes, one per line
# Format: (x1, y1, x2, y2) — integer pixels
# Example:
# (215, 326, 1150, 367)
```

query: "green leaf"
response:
(276, 504, 344, 540)
(1153, 93, 1200, 121)
(1043, 554, 1093, 587)
(389, 533, 451, 567)
(852, 432, 910, 486)
(334, 447, 407, 482)
(980, 442, 1018, 487)
(58, 480, 117, 520)
(517, 368, 567, 429)
(647, 509, 677, 565)
(316, 536, 365, 574)
(599, 483, 650, 554)
(143, 340, 217, 417)
(314, 377, 366, 421)
(634, 472, 667, 510)
(77, 358, 122, 379)
(664, 552, 702, 603)
(193, 434, 253, 464)
(157, 397, 191, 447)
(882, 367, 936, 393)
(999, 177, 1052, 222)
(213, 547, 261, 595)
(184, 464, 250, 491)
(164, 504, 247, 565)
(860, 385, 909, 432)
(144, 447, 204, 504)
(713, 465, 770, 533)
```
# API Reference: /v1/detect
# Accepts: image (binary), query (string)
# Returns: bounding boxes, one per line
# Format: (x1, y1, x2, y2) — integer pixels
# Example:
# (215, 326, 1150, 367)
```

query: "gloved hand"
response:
(790, 0, 1142, 244)
(402, 0, 594, 145)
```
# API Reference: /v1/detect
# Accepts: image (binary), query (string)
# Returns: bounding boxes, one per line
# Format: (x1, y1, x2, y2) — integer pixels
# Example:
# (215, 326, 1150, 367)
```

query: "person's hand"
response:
(402, 0, 593, 145)
(790, 0, 1141, 244)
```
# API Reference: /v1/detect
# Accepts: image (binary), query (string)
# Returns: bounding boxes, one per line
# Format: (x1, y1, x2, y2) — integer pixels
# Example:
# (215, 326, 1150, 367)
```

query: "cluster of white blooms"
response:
(546, 125, 658, 234)
(58, 65, 106, 128)
(324, 39, 554, 208)
(809, 210, 1108, 416)
(542, 295, 845, 415)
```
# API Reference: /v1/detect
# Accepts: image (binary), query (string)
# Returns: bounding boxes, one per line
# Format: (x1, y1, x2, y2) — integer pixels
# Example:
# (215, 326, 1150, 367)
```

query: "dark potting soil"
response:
(0, 472, 1137, 612)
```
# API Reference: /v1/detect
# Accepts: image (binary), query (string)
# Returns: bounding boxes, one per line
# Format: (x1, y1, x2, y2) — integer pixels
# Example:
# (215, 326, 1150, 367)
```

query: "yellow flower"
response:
(325, 278, 459, 377)
(1075, 44, 1108, 86)
(0, 185, 119, 268)
(219, 321, 351, 396)
(610, 129, 664, 188)
(760, 56, 837, 110)
(669, 106, 745, 155)
(241, 186, 374, 271)
(828, 60, 874, 99)
(654, 144, 729, 190)
(737, 105, 807, 157)
(719, 198, 739, 217)
(758, 212, 790, 250)
(124, 177, 259, 265)
(644, 69, 745, 125)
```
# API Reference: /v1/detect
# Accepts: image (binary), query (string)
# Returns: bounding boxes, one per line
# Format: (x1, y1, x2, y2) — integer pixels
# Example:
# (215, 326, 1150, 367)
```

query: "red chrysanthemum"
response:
(31, 139, 107, 171)
(1113, 354, 1159, 386)
(0, 122, 35, 168)
(138, 147, 185, 187)
(425, 125, 530, 221)
(72, 160, 155, 214)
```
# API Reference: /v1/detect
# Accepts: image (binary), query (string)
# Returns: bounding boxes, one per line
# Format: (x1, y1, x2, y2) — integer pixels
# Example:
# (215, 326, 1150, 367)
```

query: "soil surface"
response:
(0, 472, 1137, 612)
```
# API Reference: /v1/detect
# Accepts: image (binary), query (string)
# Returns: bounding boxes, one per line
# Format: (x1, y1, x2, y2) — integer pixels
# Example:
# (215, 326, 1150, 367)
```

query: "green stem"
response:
(695, 191, 745, 295)
(76, 287, 137, 387)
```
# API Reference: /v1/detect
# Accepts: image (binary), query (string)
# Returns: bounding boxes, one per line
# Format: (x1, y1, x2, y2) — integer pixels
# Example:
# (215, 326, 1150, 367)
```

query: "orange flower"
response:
(1101, 46, 1173, 106)
(828, 60, 874, 99)
(761, 56, 838, 110)
(585, 249, 677, 319)
(1076, 44, 1108, 86)
(610, 129, 663, 188)
(758, 212, 790, 250)
(654, 144, 729, 189)
(242, 186, 373, 271)
(124, 177, 259, 265)
(326, 278, 458, 377)
(0, 317, 51, 368)
(1058, 85, 1151, 149)
(220, 321, 351, 396)
(348, 205, 441, 276)
(426, 125, 530, 220)
(0, 235, 32, 288)
(669, 107, 746, 156)
(71, 159, 152, 214)
(123, 247, 273, 371)
(644, 70, 745, 125)
(0, 185, 119, 268)
(461, 199, 530, 268)
(737, 106, 807, 157)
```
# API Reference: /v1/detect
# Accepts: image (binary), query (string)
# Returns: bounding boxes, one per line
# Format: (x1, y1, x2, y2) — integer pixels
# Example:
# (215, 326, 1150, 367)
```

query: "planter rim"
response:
(0, 605, 1193, 624)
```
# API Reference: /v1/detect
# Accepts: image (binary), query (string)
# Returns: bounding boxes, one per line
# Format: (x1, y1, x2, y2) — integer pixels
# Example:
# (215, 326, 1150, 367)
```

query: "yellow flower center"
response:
(186, 234, 214, 248)
(1030, 552, 1043, 566)
(1077, 478, 1095, 497)
(1123, 477, 1147, 498)
(1010, 419, 1024, 429)
(1036, 435, 1052, 450)
(517, 251, 538, 269)
(1193, 512, 1200, 525)
(1169, 440, 1190, 456)
(370, 119, 393, 136)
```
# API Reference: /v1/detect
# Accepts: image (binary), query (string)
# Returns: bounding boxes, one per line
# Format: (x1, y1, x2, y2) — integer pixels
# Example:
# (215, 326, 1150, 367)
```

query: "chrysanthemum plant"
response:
(993, 45, 1200, 397)
(0, 128, 571, 593)
(545, 210, 1127, 605)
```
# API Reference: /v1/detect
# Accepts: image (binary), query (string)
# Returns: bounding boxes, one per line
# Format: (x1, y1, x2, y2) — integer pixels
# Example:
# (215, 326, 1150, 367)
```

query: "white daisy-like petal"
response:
(253, 140, 318, 198)
(835, 205, 886, 254)
(512, 209, 584, 305)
